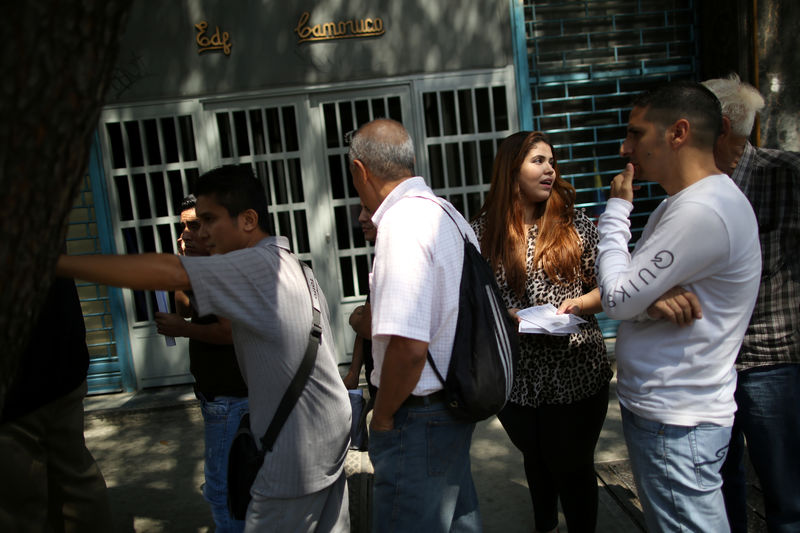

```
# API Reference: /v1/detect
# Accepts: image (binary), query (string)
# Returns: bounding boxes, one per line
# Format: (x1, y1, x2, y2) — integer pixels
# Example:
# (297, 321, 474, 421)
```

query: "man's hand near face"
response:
(609, 163, 639, 203)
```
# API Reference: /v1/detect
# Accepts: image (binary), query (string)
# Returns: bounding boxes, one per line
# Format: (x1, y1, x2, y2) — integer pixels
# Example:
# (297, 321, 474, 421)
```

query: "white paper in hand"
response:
(517, 304, 586, 335)
(155, 290, 176, 346)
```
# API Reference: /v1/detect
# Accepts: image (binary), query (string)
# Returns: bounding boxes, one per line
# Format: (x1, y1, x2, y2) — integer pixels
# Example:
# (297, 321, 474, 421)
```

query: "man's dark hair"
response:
(633, 81, 723, 149)
(180, 194, 197, 212)
(194, 166, 270, 233)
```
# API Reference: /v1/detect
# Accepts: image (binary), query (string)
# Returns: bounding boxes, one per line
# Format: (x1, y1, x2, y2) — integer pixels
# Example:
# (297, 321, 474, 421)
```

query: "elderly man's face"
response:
(350, 159, 381, 214)
(714, 128, 748, 176)
(357, 204, 377, 243)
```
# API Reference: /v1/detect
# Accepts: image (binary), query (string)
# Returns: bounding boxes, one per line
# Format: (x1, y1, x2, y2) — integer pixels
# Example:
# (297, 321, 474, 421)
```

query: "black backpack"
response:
(421, 198, 519, 422)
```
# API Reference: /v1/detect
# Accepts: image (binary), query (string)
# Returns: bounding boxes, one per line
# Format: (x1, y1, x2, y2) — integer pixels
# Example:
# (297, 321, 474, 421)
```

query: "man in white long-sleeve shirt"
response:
(596, 81, 761, 532)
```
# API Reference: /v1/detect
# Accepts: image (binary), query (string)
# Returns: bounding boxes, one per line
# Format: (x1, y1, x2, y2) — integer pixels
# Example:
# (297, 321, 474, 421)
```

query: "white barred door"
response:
(96, 68, 517, 386)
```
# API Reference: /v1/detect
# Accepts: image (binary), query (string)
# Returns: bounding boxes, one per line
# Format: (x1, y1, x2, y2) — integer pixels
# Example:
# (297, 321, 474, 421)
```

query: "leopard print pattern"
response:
(472, 209, 613, 407)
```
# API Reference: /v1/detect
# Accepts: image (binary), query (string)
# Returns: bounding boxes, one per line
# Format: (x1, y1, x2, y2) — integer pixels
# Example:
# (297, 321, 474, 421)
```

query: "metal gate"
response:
(95, 67, 517, 387)
(99, 104, 206, 388)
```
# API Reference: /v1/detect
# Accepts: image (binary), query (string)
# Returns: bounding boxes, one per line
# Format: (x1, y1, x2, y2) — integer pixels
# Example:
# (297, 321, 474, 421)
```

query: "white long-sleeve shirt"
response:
(597, 174, 761, 426)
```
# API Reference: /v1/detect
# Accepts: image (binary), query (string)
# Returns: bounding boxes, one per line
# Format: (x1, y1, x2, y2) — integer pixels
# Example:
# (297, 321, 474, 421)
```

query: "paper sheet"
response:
(517, 304, 586, 335)
(155, 290, 176, 346)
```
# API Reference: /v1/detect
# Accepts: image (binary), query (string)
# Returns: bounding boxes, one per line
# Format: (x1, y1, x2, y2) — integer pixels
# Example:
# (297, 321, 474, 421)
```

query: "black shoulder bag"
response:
(227, 259, 323, 520)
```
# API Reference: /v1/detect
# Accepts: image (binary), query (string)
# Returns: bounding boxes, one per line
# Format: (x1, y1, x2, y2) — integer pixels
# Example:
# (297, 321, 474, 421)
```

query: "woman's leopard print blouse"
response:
(472, 209, 613, 407)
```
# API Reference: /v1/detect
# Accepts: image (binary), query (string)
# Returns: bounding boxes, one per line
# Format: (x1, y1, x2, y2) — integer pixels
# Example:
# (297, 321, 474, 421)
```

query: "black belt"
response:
(402, 390, 446, 407)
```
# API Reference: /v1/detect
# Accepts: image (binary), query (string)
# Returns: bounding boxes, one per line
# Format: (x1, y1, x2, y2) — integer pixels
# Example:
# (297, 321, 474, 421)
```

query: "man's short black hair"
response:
(633, 80, 723, 149)
(194, 166, 270, 233)
(180, 194, 197, 212)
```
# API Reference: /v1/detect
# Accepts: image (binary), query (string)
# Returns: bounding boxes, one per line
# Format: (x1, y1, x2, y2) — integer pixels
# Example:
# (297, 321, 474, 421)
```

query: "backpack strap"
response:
(408, 195, 467, 388)
(426, 351, 447, 387)
(408, 195, 467, 240)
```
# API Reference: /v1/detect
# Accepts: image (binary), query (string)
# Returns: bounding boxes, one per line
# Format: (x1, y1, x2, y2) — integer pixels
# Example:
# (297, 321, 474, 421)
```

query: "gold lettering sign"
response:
(294, 11, 385, 43)
(195, 21, 232, 55)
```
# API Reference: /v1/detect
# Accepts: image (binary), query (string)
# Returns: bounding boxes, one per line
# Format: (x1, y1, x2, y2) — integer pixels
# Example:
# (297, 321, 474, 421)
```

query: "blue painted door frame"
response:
(86, 133, 137, 392)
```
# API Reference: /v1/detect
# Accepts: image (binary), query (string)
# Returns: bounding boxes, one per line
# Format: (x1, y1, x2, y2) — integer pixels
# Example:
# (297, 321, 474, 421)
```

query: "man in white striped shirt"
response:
(349, 119, 482, 532)
(58, 166, 351, 532)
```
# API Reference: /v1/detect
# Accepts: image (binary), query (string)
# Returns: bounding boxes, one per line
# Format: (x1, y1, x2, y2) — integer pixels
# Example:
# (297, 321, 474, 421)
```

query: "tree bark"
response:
(0, 0, 132, 413)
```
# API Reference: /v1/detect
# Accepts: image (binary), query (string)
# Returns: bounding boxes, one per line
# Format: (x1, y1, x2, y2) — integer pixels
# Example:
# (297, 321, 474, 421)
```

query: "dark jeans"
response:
(721, 364, 800, 533)
(498, 383, 609, 533)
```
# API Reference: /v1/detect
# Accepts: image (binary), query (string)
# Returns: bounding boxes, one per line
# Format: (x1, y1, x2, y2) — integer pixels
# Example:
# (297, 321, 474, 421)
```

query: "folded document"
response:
(517, 304, 586, 335)
(155, 290, 176, 346)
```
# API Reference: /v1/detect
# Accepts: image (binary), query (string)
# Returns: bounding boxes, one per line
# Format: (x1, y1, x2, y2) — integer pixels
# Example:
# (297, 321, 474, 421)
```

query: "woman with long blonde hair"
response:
(472, 131, 612, 533)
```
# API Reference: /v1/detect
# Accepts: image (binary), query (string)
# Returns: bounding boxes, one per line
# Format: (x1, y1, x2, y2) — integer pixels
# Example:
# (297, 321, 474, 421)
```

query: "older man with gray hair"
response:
(703, 74, 800, 533)
(349, 118, 482, 532)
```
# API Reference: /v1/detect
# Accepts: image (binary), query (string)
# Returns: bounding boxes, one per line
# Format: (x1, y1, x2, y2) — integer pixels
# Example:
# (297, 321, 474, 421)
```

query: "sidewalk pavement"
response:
(83, 344, 643, 532)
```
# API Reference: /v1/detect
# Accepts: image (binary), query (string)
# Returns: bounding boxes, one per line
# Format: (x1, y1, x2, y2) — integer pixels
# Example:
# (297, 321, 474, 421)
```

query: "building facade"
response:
(78, 0, 702, 393)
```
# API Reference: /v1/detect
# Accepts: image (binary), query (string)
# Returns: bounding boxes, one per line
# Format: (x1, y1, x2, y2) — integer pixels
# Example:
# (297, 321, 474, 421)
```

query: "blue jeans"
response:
(621, 404, 731, 533)
(368, 398, 481, 533)
(200, 395, 249, 533)
(721, 364, 800, 533)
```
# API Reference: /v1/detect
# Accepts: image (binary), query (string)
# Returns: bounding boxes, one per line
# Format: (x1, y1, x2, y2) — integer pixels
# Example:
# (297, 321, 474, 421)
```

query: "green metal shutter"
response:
(512, 0, 699, 336)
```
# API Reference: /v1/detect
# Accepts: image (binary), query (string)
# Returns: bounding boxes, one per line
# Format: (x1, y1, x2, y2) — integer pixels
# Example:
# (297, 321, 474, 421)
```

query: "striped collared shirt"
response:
(730, 142, 800, 369)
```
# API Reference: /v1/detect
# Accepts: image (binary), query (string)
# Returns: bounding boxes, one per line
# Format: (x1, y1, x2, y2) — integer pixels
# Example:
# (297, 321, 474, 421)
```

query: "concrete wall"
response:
(109, 0, 513, 104)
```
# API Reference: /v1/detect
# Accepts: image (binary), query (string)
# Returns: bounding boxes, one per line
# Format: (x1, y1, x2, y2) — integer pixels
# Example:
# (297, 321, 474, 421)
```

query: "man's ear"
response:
(238, 209, 259, 232)
(669, 118, 691, 148)
(351, 159, 383, 211)
(351, 159, 368, 187)
(719, 116, 732, 139)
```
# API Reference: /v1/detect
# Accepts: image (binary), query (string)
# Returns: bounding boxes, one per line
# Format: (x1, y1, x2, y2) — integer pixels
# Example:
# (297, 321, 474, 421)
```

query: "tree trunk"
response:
(0, 0, 132, 413)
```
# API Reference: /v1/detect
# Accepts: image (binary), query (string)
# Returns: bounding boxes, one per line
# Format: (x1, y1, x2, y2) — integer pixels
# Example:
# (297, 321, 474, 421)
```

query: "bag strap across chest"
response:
(259, 257, 321, 452)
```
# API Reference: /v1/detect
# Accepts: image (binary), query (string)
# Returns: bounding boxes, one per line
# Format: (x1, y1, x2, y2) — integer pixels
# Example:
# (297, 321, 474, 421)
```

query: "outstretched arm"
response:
(56, 253, 191, 291)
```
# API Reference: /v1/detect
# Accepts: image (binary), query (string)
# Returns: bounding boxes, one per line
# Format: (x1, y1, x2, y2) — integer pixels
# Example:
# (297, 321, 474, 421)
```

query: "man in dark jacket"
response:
(0, 276, 113, 532)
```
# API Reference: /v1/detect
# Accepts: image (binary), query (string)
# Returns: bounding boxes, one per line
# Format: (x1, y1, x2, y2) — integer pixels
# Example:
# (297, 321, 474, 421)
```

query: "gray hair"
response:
(348, 119, 415, 181)
(702, 74, 765, 137)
